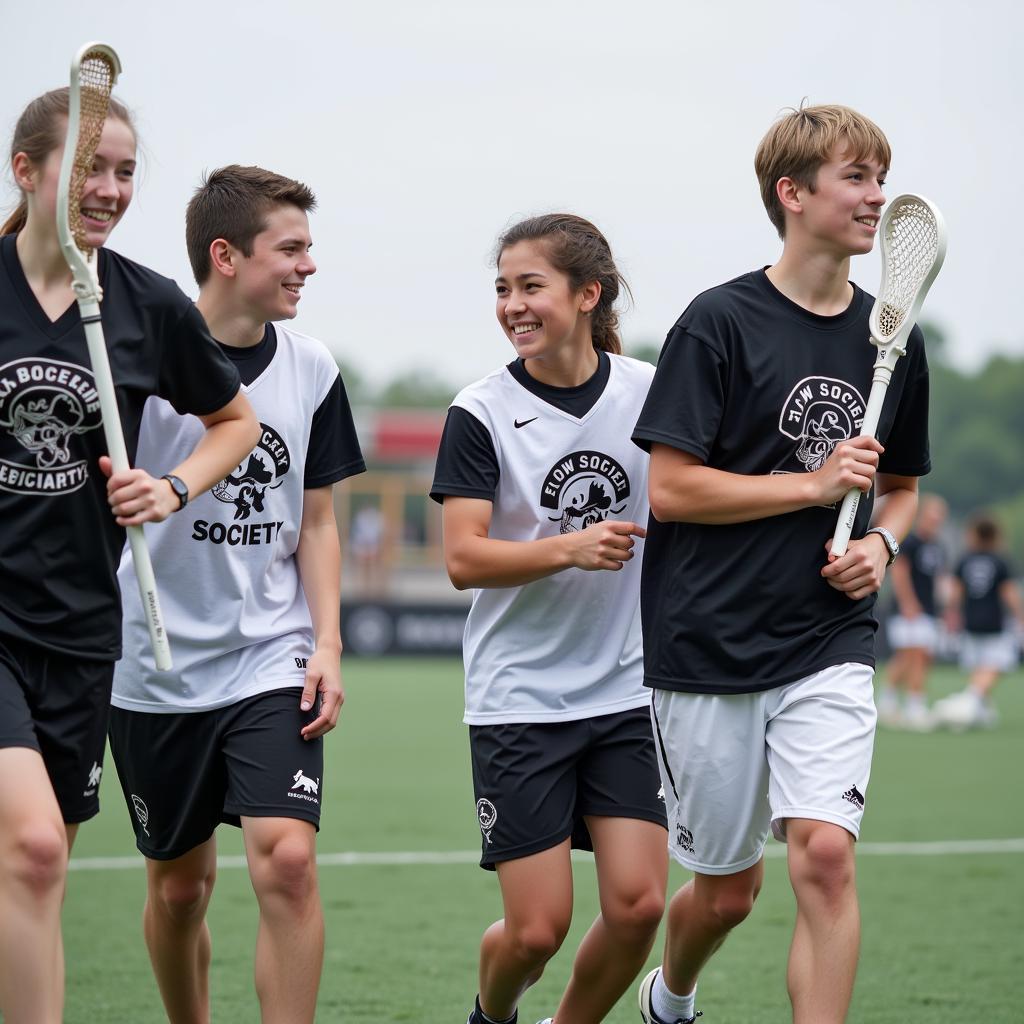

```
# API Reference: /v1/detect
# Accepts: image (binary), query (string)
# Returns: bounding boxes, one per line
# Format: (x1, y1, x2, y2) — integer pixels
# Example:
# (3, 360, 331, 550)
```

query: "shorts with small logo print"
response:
(108, 686, 323, 860)
(0, 635, 113, 824)
(651, 663, 876, 875)
(469, 706, 667, 870)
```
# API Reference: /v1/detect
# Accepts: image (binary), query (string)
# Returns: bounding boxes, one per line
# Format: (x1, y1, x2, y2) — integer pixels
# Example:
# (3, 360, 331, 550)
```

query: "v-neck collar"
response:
(1, 233, 107, 340)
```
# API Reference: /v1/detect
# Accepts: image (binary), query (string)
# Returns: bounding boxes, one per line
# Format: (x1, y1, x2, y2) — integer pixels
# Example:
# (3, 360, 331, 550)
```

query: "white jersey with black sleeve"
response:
(431, 352, 655, 725)
(112, 323, 365, 713)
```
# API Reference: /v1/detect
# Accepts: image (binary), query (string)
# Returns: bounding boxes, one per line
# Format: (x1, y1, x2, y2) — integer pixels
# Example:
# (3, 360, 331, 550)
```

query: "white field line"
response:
(68, 837, 1024, 872)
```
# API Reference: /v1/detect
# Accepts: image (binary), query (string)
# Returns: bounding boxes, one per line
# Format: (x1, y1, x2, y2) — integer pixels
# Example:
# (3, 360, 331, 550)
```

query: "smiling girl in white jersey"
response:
(431, 213, 667, 1024)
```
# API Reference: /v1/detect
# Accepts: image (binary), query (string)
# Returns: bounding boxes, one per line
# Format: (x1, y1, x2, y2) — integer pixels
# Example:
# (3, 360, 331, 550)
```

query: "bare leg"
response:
(555, 817, 667, 1023)
(786, 819, 859, 1024)
(478, 841, 574, 1020)
(242, 816, 323, 1024)
(903, 648, 931, 698)
(659, 860, 762, 998)
(968, 666, 1001, 699)
(143, 837, 218, 1024)
(0, 748, 69, 1024)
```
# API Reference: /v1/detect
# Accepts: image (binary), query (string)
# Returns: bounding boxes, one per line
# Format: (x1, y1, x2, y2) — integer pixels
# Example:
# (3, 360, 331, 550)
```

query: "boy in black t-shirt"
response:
(633, 105, 930, 1024)
(879, 493, 947, 729)
(934, 513, 1024, 729)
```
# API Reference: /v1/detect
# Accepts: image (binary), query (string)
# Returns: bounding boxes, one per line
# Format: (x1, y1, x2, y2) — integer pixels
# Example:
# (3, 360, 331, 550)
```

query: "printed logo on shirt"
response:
(0, 358, 103, 495)
(963, 558, 997, 599)
(288, 768, 320, 804)
(777, 376, 867, 474)
(539, 450, 630, 534)
(211, 422, 290, 521)
(476, 798, 498, 845)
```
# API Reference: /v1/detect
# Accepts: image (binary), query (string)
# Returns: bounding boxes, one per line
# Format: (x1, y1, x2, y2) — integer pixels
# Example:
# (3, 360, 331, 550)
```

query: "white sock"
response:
(652, 970, 696, 1022)
(905, 693, 926, 713)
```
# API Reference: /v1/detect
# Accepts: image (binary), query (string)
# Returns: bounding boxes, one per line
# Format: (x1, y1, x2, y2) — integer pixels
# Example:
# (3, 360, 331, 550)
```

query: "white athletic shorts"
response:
(651, 662, 876, 875)
(960, 632, 1018, 672)
(887, 614, 939, 653)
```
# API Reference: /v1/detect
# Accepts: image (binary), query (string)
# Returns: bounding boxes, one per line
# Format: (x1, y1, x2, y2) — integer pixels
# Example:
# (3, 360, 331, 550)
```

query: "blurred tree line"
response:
(339, 326, 1024, 567)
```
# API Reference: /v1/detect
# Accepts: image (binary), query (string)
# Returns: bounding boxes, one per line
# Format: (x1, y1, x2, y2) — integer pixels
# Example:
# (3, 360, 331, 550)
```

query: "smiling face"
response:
(494, 240, 599, 368)
(231, 203, 316, 322)
(18, 115, 136, 248)
(793, 144, 887, 257)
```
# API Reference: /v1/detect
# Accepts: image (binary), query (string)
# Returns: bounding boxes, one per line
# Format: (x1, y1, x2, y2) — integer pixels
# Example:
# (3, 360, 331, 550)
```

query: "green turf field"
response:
(65, 661, 1023, 1023)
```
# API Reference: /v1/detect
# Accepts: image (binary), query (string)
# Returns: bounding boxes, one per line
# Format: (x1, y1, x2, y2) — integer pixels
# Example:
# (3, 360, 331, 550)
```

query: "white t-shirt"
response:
(433, 353, 655, 725)
(112, 324, 364, 713)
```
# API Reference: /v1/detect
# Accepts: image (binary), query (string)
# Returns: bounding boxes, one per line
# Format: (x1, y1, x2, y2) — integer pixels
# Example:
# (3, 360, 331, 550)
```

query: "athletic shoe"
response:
(638, 967, 702, 1023)
(932, 690, 985, 731)
(900, 702, 936, 733)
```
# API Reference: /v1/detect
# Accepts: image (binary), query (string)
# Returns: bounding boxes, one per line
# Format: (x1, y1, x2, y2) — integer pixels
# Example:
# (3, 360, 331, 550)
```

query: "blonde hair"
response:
(754, 103, 892, 239)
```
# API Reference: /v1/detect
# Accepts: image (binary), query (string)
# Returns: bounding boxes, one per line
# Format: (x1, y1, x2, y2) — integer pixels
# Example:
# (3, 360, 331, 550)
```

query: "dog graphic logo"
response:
(842, 784, 865, 810)
(778, 377, 867, 474)
(291, 769, 320, 795)
(539, 450, 630, 535)
(212, 423, 290, 520)
(0, 359, 103, 495)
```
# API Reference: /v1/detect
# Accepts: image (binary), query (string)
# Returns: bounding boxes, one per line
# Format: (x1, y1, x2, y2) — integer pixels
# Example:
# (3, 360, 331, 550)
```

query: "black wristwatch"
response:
(865, 526, 899, 565)
(161, 473, 189, 511)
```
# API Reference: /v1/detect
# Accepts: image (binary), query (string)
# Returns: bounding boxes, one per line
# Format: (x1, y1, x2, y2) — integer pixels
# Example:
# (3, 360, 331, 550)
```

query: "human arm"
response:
(887, 555, 923, 618)
(295, 485, 344, 740)
(647, 436, 884, 526)
(442, 496, 645, 591)
(999, 578, 1024, 629)
(945, 575, 965, 633)
(103, 389, 259, 525)
(821, 473, 919, 601)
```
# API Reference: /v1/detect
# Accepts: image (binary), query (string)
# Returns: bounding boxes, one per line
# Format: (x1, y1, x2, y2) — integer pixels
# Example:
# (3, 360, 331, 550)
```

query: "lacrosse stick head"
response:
(870, 193, 947, 353)
(55, 43, 121, 292)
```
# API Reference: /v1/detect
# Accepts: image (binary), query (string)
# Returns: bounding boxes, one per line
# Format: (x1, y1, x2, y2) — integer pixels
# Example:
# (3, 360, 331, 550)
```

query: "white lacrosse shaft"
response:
(830, 193, 947, 558)
(831, 346, 903, 553)
(56, 43, 172, 670)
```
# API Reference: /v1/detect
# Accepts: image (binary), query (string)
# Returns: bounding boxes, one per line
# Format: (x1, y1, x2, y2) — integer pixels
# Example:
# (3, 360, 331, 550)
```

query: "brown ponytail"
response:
(4, 87, 136, 235)
(494, 213, 631, 354)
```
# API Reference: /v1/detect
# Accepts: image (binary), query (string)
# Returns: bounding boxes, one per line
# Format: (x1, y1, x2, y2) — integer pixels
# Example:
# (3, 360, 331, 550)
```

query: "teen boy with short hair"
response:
(633, 105, 931, 1024)
(108, 165, 365, 1024)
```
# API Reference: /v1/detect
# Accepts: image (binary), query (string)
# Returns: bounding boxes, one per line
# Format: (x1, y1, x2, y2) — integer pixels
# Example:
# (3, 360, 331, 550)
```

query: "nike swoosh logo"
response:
(514, 418, 538, 429)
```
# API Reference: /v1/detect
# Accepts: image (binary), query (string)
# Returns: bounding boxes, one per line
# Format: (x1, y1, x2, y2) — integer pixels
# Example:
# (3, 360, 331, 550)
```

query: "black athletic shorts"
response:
(108, 686, 324, 860)
(0, 634, 114, 824)
(469, 705, 666, 870)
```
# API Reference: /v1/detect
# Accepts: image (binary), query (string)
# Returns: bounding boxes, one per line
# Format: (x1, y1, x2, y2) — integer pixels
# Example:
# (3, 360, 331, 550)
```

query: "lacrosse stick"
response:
(56, 42, 172, 669)
(830, 193, 947, 557)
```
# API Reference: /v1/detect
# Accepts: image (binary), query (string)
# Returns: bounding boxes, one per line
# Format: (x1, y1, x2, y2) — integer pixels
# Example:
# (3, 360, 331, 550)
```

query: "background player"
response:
(0, 90, 257, 1024)
(632, 105, 930, 1024)
(878, 493, 948, 729)
(107, 166, 364, 1023)
(933, 512, 1024, 729)
(431, 214, 667, 1024)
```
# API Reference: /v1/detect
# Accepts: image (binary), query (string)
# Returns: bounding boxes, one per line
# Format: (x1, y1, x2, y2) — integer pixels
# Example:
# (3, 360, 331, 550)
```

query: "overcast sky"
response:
(4, 0, 1020, 389)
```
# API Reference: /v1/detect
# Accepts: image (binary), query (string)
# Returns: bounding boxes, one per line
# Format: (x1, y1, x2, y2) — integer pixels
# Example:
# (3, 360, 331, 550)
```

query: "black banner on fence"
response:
(341, 602, 469, 656)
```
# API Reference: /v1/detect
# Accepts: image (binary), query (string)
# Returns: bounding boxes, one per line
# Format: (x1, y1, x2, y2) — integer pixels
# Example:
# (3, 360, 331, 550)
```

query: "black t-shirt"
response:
(430, 351, 611, 502)
(216, 324, 364, 489)
(901, 532, 945, 616)
(0, 235, 241, 660)
(632, 269, 930, 694)
(956, 552, 1011, 634)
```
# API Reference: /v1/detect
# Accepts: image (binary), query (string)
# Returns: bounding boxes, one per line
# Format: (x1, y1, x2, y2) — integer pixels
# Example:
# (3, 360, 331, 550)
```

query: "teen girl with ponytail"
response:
(431, 214, 667, 1024)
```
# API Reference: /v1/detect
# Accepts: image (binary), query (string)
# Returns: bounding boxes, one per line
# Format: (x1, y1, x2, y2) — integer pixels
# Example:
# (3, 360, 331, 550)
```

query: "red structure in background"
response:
(370, 410, 446, 463)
